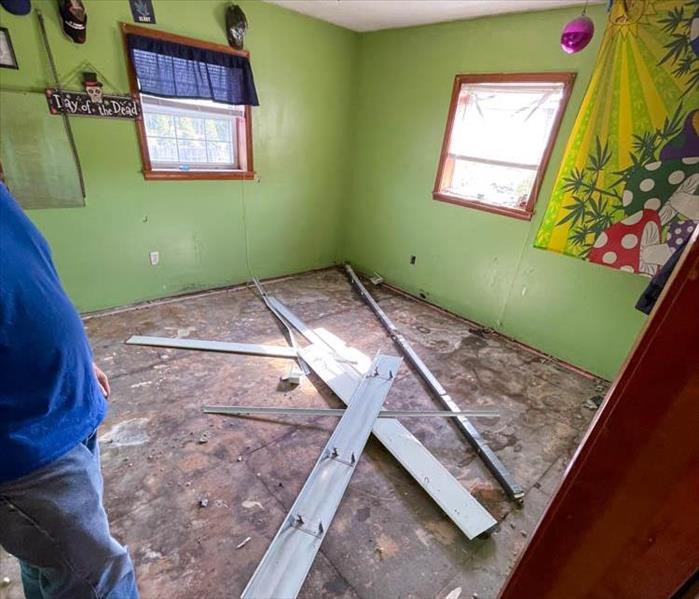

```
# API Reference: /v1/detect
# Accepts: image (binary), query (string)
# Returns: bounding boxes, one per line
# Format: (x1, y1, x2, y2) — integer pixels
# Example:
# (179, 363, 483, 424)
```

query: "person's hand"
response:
(93, 362, 110, 398)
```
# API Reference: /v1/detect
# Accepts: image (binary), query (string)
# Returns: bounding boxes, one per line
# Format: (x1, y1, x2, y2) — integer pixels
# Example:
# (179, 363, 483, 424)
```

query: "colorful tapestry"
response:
(535, 0, 699, 276)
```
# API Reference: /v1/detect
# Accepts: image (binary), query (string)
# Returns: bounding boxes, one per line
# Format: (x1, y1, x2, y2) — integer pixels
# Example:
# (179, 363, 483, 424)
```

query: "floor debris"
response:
(369, 272, 384, 285)
(235, 537, 252, 550)
(198, 498, 209, 508)
(129, 381, 152, 389)
(280, 365, 304, 385)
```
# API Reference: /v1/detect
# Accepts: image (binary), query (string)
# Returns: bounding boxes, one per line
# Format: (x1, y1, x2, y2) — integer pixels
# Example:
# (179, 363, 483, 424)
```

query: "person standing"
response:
(0, 183, 139, 599)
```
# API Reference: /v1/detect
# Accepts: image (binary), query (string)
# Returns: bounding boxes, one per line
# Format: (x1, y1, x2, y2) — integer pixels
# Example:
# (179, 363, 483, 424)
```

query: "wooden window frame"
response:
(433, 72, 575, 221)
(120, 23, 255, 181)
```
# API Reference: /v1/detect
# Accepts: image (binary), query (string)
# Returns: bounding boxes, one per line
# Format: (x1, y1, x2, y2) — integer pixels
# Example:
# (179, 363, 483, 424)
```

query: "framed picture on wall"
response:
(0, 28, 18, 70)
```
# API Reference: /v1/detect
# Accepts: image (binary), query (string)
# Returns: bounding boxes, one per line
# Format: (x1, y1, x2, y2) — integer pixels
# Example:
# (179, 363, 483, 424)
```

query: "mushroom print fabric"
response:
(535, 0, 699, 277)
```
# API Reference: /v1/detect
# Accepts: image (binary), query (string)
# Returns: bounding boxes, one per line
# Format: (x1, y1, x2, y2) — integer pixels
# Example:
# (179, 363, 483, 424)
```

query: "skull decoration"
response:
(83, 72, 104, 103)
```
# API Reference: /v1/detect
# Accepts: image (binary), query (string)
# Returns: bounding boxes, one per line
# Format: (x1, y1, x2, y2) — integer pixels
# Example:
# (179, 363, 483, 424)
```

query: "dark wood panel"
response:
(500, 229, 699, 598)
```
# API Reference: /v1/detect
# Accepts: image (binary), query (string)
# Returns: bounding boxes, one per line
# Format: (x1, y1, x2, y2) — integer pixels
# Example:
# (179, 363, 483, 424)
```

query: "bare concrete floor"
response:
(0, 268, 607, 599)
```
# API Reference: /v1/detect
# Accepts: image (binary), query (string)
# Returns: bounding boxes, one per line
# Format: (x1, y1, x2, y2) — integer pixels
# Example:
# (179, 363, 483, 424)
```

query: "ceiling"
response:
(264, 0, 599, 33)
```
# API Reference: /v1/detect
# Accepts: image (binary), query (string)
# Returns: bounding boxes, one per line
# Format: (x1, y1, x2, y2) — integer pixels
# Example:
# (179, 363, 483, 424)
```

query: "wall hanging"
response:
(0, 0, 31, 16)
(535, 0, 699, 277)
(226, 3, 248, 49)
(129, 0, 155, 24)
(46, 71, 141, 118)
(560, 4, 595, 54)
(0, 27, 18, 69)
(58, 0, 87, 44)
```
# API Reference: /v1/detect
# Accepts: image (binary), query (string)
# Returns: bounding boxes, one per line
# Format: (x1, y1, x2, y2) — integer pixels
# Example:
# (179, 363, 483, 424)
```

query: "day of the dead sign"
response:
(45, 89, 140, 119)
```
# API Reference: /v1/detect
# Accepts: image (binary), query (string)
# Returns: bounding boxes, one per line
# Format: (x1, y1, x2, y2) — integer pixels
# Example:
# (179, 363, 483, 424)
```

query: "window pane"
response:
(177, 139, 207, 163)
(144, 113, 175, 138)
(175, 116, 206, 141)
(147, 137, 178, 162)
(140, 94, 246, 171)
(206, 142, 233, 164)
(205, 119, 231, 142)
(447, 159, 536, 209)
(450, 85, 563, 166)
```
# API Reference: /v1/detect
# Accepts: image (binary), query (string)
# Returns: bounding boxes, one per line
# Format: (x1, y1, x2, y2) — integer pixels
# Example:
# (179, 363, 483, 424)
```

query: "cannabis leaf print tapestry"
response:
(535, 0, 699, 276)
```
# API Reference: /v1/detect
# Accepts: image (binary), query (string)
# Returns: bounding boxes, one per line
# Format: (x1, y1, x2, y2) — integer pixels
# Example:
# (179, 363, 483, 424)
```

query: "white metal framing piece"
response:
(251, 277, 311, 376)
(343, 264, 525, 502)
(203, 405, 499, 419)
(241, 354, 401, 599)
(267, 296, 497, 539)
(126, 335, 298, 359)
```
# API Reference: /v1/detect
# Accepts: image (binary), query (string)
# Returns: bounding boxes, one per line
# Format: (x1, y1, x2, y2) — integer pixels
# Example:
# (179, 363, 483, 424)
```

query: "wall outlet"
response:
(149, 251, 160, 266)
(410, 255, 416, 265)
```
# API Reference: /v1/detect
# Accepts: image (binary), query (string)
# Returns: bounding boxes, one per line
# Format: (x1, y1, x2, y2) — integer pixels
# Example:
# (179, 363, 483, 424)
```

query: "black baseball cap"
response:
(58, 0, 87, 44)
(0, 0, 31, 15)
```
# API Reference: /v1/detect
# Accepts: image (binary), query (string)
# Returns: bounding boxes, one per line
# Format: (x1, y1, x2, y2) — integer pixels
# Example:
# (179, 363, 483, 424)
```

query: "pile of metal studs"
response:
(126, 265, 523, 598)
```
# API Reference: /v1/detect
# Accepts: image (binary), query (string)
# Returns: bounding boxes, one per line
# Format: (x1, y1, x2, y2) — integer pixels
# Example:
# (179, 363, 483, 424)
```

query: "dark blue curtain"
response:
(126, 34, 259, 106)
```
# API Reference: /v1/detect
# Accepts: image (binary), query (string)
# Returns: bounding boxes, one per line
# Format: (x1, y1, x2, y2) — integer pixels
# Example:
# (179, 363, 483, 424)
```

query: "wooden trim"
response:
(433, 72, 576, 219)
(433, 75, 462, 195)
(243, 104, 254, 173)
(373, 274, 603, 381)
(120, 22, 249, 58)
(119, 22, 255, 182)
(499, 227, 699, 598)
(526, 72, 575, 215)
(120, 24, 153, 175)
(143, 170, 255, 181)
(433, 191, 534, 221)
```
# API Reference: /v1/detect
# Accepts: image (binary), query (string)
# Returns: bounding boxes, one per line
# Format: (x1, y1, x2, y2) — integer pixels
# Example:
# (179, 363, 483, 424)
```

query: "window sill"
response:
(143, 170, 255, 181)
(433, 191, 533, 221)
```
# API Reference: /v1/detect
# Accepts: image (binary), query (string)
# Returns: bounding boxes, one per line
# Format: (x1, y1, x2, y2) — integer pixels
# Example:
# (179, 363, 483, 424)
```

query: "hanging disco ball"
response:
(561, 15, 595, 54)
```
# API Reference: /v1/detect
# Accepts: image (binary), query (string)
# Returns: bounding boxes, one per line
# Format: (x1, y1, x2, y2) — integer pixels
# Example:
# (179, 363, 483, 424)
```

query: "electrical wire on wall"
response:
(238, 179, 310, 376)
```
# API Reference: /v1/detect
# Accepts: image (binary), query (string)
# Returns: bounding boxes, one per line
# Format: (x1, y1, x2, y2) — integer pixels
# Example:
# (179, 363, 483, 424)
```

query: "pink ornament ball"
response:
(561, 15, 595, 54)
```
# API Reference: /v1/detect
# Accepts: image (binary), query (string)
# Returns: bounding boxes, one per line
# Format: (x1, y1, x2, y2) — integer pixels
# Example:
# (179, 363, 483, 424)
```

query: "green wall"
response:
(0, 0, 357, 310)
(341, 5, 647, 380)
(1, 2, 646, 378)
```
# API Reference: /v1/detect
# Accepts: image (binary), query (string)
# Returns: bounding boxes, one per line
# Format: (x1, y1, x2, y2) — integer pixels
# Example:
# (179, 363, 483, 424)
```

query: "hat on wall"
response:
(58, 0, 87, 44)
(0, 0, 31, 15)
(225, 3, 248, 50)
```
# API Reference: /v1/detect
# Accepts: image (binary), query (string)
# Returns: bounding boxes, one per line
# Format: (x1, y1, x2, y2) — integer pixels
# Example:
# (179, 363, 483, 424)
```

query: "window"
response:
(433, 73, 575, 220)
(121, 23, 256, 181)
(141, 96, 246, 172)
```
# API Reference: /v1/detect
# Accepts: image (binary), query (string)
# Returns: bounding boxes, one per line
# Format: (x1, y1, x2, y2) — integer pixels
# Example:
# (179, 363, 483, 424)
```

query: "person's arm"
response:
(93, 363, 110, 398)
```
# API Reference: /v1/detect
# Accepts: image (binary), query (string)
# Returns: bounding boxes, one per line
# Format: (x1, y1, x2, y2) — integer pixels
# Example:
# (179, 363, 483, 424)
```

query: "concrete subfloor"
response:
(0, 268, 609, 599)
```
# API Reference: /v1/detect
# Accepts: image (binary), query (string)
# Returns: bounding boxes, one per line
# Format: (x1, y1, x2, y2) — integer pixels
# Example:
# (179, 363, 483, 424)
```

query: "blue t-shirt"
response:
(0, 184, 106, 483)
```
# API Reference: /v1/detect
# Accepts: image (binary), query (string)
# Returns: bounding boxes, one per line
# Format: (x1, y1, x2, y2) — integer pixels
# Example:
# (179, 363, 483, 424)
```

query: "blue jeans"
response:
(0, 433, 139, 599)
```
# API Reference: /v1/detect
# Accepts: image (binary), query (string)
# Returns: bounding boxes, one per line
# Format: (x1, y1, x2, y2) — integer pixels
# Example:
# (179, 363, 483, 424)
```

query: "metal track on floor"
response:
(241, 354, 401, 599)
(343, 264, 525, 502)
